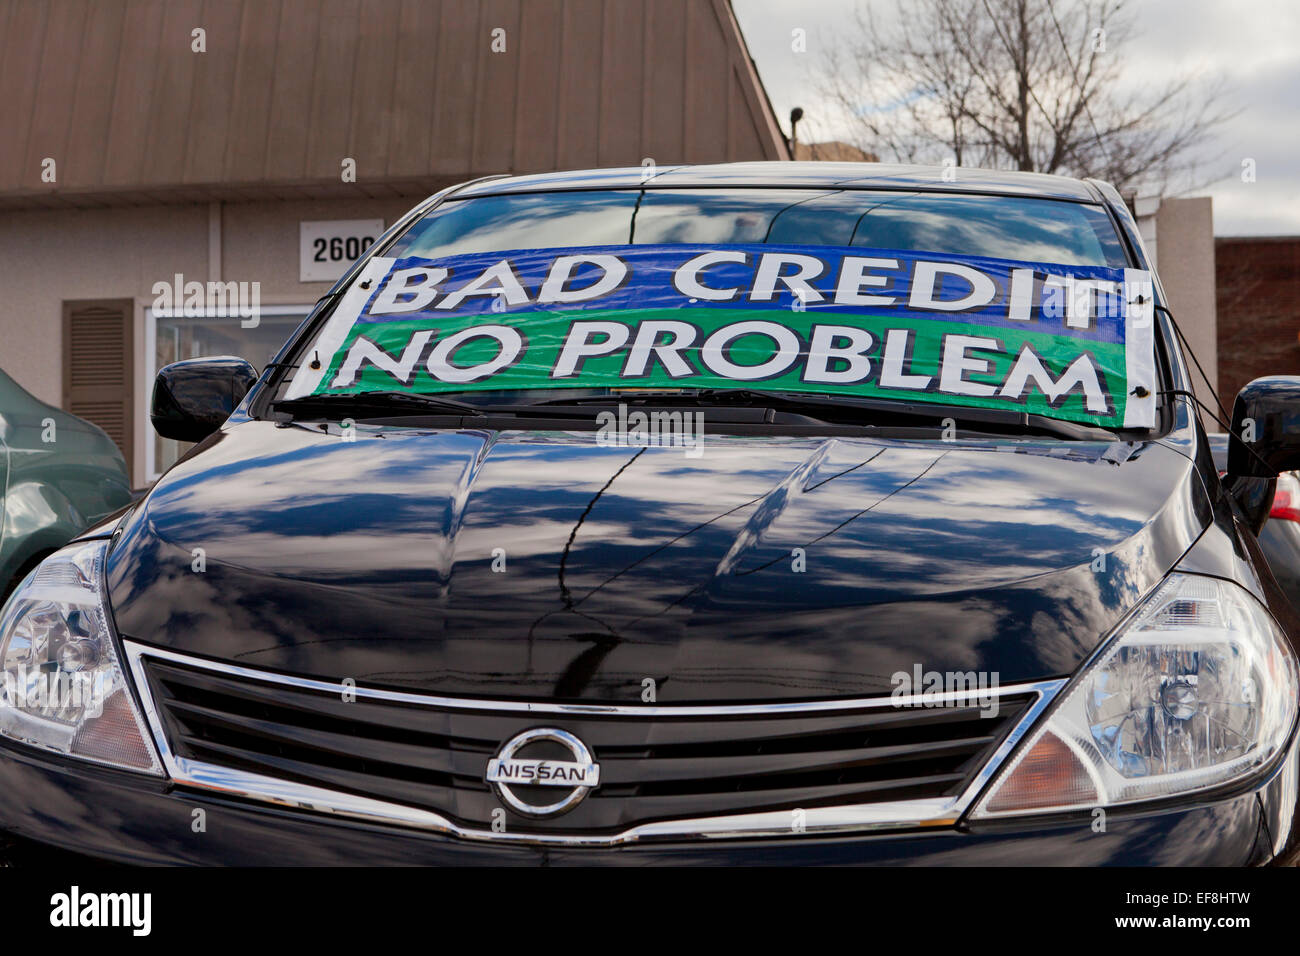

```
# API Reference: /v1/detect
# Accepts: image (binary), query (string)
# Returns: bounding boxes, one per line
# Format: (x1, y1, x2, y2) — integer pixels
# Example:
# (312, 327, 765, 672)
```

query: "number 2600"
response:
(312, 235, 374, 262)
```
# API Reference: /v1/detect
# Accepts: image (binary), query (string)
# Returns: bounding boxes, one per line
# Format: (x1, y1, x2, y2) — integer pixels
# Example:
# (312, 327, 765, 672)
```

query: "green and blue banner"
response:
(285, 243, 1155, 429)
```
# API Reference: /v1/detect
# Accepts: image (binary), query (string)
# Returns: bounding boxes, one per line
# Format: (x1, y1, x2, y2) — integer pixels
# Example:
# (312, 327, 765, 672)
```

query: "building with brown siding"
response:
(0, 0, 788, 483)
(1216, 236, 1300, 404)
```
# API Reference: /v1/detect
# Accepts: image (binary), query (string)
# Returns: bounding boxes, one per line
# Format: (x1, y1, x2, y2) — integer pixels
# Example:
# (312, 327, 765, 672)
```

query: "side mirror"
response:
(151, 356, 257, 444)
(1224, 376, 1300, 532)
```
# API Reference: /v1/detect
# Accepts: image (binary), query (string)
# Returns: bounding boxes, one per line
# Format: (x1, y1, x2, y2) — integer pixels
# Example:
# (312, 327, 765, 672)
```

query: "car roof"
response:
(451, 162, 1103, 203)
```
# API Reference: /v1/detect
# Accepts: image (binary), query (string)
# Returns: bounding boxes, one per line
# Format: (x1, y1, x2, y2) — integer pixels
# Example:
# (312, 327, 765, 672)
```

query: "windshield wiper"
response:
(273, 391, 489, 417)
(272, 388, 1118, 440)
(528, 388, 1119, 440)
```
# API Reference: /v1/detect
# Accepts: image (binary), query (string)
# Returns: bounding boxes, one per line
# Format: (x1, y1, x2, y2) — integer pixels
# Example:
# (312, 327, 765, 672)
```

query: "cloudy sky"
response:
(733, 0, 1300, 235)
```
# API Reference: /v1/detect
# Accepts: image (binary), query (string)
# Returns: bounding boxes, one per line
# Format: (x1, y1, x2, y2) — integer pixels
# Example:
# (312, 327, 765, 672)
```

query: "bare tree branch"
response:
(815, 0, 1232, 196)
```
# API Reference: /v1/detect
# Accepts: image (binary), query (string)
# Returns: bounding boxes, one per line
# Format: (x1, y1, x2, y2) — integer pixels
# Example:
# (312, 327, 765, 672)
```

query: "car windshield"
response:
(278, 185, 1151, 438)
(388, 188, 1128, 267)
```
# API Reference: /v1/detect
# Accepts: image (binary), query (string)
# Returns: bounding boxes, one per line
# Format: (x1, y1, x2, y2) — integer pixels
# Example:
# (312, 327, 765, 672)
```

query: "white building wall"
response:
(1135, 196, 1219, 414)
(0, 197, 416, 483)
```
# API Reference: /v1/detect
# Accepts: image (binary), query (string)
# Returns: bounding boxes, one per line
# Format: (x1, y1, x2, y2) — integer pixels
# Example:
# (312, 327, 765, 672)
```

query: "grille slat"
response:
(620, 773, 973, 814)
(163, 698, 477, 776)
(149, 659, 1001, 747)
(176, 736, 474, 815)
(145, 657, 1030, 834)
(598, 735, 998, 784)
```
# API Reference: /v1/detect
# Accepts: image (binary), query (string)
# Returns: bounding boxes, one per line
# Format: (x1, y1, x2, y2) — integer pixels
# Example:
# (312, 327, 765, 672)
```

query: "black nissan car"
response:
(3, 163, 1300, 866)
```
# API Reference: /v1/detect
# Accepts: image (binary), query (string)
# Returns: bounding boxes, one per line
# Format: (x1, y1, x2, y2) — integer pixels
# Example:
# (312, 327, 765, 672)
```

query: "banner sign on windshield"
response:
(285, 243, 1156, 429)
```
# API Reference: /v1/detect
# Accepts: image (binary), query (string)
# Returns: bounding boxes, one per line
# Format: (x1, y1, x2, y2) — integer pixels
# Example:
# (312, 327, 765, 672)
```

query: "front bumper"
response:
(0, 726, 1295, 866)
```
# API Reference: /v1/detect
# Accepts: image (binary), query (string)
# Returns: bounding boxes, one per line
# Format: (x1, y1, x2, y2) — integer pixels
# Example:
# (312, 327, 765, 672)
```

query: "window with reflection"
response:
(389, 188, 1127, 268)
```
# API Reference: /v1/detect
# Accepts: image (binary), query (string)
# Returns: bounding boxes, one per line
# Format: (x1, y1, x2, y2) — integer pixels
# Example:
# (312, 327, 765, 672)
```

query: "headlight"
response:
(0, 540, 162, 775)
(972, 573, 1298, 817)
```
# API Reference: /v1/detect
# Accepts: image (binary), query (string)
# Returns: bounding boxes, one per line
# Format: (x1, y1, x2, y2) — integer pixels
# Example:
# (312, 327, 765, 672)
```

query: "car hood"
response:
(107, 420, 1208, 702)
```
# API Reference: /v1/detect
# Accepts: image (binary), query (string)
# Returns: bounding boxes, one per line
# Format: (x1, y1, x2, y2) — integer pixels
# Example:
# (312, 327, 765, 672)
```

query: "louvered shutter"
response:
(62, 300, 134, 465)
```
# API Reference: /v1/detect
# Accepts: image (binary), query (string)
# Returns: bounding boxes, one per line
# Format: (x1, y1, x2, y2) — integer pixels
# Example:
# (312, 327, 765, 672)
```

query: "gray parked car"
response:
(0, 366, 133, 596)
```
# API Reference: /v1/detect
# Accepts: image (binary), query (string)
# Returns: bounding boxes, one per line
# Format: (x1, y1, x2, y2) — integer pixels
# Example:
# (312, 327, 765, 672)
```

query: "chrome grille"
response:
(125, 642, 1060, 845)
